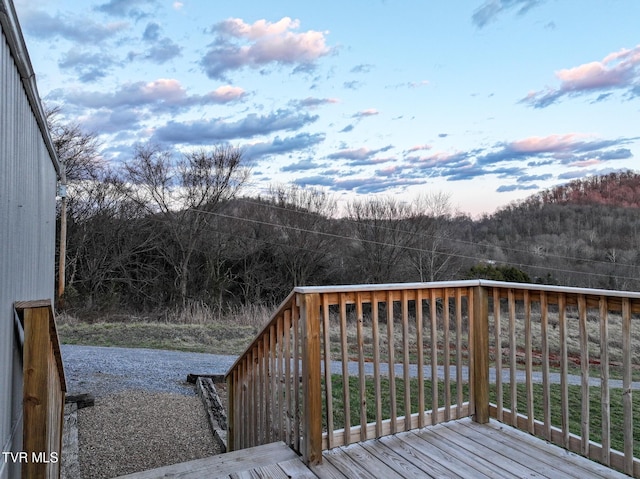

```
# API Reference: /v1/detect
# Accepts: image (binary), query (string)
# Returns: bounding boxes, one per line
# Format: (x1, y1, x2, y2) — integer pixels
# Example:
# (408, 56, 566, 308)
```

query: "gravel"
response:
(78, 392, 219, 479)
(61, 345, 237, 398)
(61, 345, 236, 479)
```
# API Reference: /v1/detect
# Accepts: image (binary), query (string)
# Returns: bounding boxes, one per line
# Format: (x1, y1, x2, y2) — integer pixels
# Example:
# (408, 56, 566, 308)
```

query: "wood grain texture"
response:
(21, 303, 65, 479)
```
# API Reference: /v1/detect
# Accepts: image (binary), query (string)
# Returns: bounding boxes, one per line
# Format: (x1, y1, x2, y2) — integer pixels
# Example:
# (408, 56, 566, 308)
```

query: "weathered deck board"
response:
(428, 422, 550, 478)
(114, 441, 299, 479)
(380, 434, 480, 478)
(313, 418, 631, 479)
(455, 419, 616, 479)
(116, 419, 632, 479)
(403, 427, 506, 478)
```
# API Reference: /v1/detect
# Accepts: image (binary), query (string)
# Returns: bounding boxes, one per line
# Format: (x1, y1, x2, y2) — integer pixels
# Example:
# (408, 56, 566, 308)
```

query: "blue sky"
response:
(14, 0, 640, 216)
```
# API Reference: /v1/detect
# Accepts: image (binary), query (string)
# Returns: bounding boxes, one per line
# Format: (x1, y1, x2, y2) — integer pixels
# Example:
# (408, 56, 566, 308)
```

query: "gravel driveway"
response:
(61, 345, 235, 479)
(61, 345, 237, 397)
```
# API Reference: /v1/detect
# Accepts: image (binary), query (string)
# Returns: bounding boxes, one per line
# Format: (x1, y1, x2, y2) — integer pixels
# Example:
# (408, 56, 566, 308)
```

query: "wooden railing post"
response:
(16, 300, 66, 479)
(299, 293, 322, 465)
(226, 371, 235, 452)
(472, 285, 490, 424)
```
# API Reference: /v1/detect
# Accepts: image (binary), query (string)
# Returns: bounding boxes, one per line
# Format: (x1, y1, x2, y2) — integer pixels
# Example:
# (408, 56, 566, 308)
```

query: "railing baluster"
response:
(387, 290, 397, 434)
(456, 288, 463, 418)
(372, 292, 383, 437)
(284, 309, 292, 448)
(257, 338, 264, 444)
(508, 289, 517, 427)
(356, 292, 368, 440)
(402, 289, 411, 431)
(430, 288, 439, 424)
(293, 302, 301, 453)
(493, 288, 503, 422)
(621, 298, 633, 475)
(443, 288, 451, 422)
(339, 292, 351, 444)
(524, 290, 534, 434)
(269, 324, 277, 443)
(322, 294, 334, 449)
(540, 291, 551, 441)
(242, 357, 249, 449)
(277, 315, 284, 441)
(226, 368, 235, 451)
(559, 293, 569, 449)
(251, 346, 257, 446)
(416, 289, 425, 428)
(600, 296, 610, 466)
(578, 294, 589, 456)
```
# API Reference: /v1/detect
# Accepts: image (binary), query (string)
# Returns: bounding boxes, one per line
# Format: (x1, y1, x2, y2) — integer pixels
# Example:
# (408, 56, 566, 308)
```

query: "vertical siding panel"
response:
(1, 14, 61, 479)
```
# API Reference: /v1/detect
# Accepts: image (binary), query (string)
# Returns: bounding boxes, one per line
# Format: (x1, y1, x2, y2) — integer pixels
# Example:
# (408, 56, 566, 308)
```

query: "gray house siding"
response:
(1, 1, 61, 478)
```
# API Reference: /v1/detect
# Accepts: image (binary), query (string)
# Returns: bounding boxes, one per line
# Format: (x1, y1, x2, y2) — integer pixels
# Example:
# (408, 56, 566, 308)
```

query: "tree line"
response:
(51, 112, 640, 313)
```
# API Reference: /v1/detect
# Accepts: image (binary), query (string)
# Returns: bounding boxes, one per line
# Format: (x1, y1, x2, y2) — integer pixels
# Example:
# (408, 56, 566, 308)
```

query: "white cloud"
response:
(202, 17, 332, 79)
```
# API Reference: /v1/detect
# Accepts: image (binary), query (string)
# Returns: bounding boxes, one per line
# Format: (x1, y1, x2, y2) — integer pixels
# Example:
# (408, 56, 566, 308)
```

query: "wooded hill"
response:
(58, 159, 640, 313)
(522, 171, 640, 208)
(465, 170, 640, 291)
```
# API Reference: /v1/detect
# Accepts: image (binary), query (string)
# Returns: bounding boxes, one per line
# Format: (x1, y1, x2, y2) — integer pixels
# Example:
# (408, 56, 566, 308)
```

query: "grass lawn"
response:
(324, 375, 640, 457)
(57, 321, 259, 356)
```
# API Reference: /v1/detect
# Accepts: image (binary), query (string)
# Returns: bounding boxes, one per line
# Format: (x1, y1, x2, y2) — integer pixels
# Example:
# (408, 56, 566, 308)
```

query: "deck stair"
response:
(114, 441, 313, 479)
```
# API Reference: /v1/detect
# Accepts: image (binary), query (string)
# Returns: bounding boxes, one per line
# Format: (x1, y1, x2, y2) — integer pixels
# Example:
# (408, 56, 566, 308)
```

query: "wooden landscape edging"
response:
(194, 376, 228, 452)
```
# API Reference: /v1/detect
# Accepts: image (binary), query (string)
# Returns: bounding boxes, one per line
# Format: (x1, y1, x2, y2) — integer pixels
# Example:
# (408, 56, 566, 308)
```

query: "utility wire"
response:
(192, 206, 640, 284)
(232, 196, 640, 270)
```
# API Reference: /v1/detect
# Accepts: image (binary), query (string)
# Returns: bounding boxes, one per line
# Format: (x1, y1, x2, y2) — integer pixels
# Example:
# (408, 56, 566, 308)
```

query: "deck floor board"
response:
(115, 418, 631, 479)
(430, 421, 552, 478)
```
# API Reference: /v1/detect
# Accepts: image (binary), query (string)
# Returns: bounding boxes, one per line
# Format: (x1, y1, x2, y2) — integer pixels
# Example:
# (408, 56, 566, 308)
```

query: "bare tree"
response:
(268, 184, 339, 287)
(46, 106, 103, 181)
(407, 192, 461, 282)
(346, 196, 415, 283)
(123, 144, 249, 305)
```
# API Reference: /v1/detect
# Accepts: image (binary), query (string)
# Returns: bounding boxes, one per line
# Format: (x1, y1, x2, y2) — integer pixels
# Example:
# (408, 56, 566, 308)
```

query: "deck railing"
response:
(225, 280, 640, 476)
(15, 299, 67, 479)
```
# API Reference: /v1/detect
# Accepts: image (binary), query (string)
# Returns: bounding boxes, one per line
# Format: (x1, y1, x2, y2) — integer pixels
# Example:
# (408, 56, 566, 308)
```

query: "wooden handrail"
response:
(14, 300, 67, 479)
(226, 281, 640, 476)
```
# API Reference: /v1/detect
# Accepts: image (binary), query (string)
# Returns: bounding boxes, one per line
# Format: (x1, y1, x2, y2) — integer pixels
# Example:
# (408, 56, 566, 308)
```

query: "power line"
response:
(192, 205, 640, 284)
(231, 196, 640, 271)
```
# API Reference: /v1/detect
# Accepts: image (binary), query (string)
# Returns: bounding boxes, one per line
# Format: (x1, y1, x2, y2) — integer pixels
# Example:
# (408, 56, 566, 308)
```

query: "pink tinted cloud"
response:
(203, 17, 332, 78)
(509, 133, 591, 153)
(61, 79, 246, 112)
(569, 159, 602, 168)
(221, 17, 301, 39)
(354, 109, 380, 117)
(206, 85, 247, 102)
(522, 44, 640, 107)
(407, 144, 432, 152)
(376, 165, 402, 176)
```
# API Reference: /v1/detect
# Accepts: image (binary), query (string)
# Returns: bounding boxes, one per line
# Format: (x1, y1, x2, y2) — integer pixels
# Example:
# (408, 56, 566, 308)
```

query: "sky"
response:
(13, 0, 640, 217)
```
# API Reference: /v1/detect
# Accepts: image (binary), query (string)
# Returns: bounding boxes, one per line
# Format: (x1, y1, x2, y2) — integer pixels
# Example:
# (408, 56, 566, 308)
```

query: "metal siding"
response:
(0, 19, 58, 479)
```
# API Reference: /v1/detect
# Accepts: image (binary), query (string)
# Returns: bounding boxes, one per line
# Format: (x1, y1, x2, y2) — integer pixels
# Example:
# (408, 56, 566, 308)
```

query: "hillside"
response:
(523, 170, 640, 208)
(468, 171, 640, 290)
(58, 169, 640, 315)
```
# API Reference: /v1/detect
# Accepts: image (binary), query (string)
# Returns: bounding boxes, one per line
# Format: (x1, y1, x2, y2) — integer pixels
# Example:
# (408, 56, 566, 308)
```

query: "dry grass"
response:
(490, 304, 640, 379)
(56, 302, 273, 355)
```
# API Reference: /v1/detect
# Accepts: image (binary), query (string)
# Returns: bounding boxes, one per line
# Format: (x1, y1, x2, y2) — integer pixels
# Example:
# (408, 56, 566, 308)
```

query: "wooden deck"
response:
(116, 418, 630, 478)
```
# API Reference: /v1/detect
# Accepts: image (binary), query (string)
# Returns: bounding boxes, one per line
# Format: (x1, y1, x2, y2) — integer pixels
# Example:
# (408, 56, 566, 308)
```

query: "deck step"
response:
(114, 441, 300, 479)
